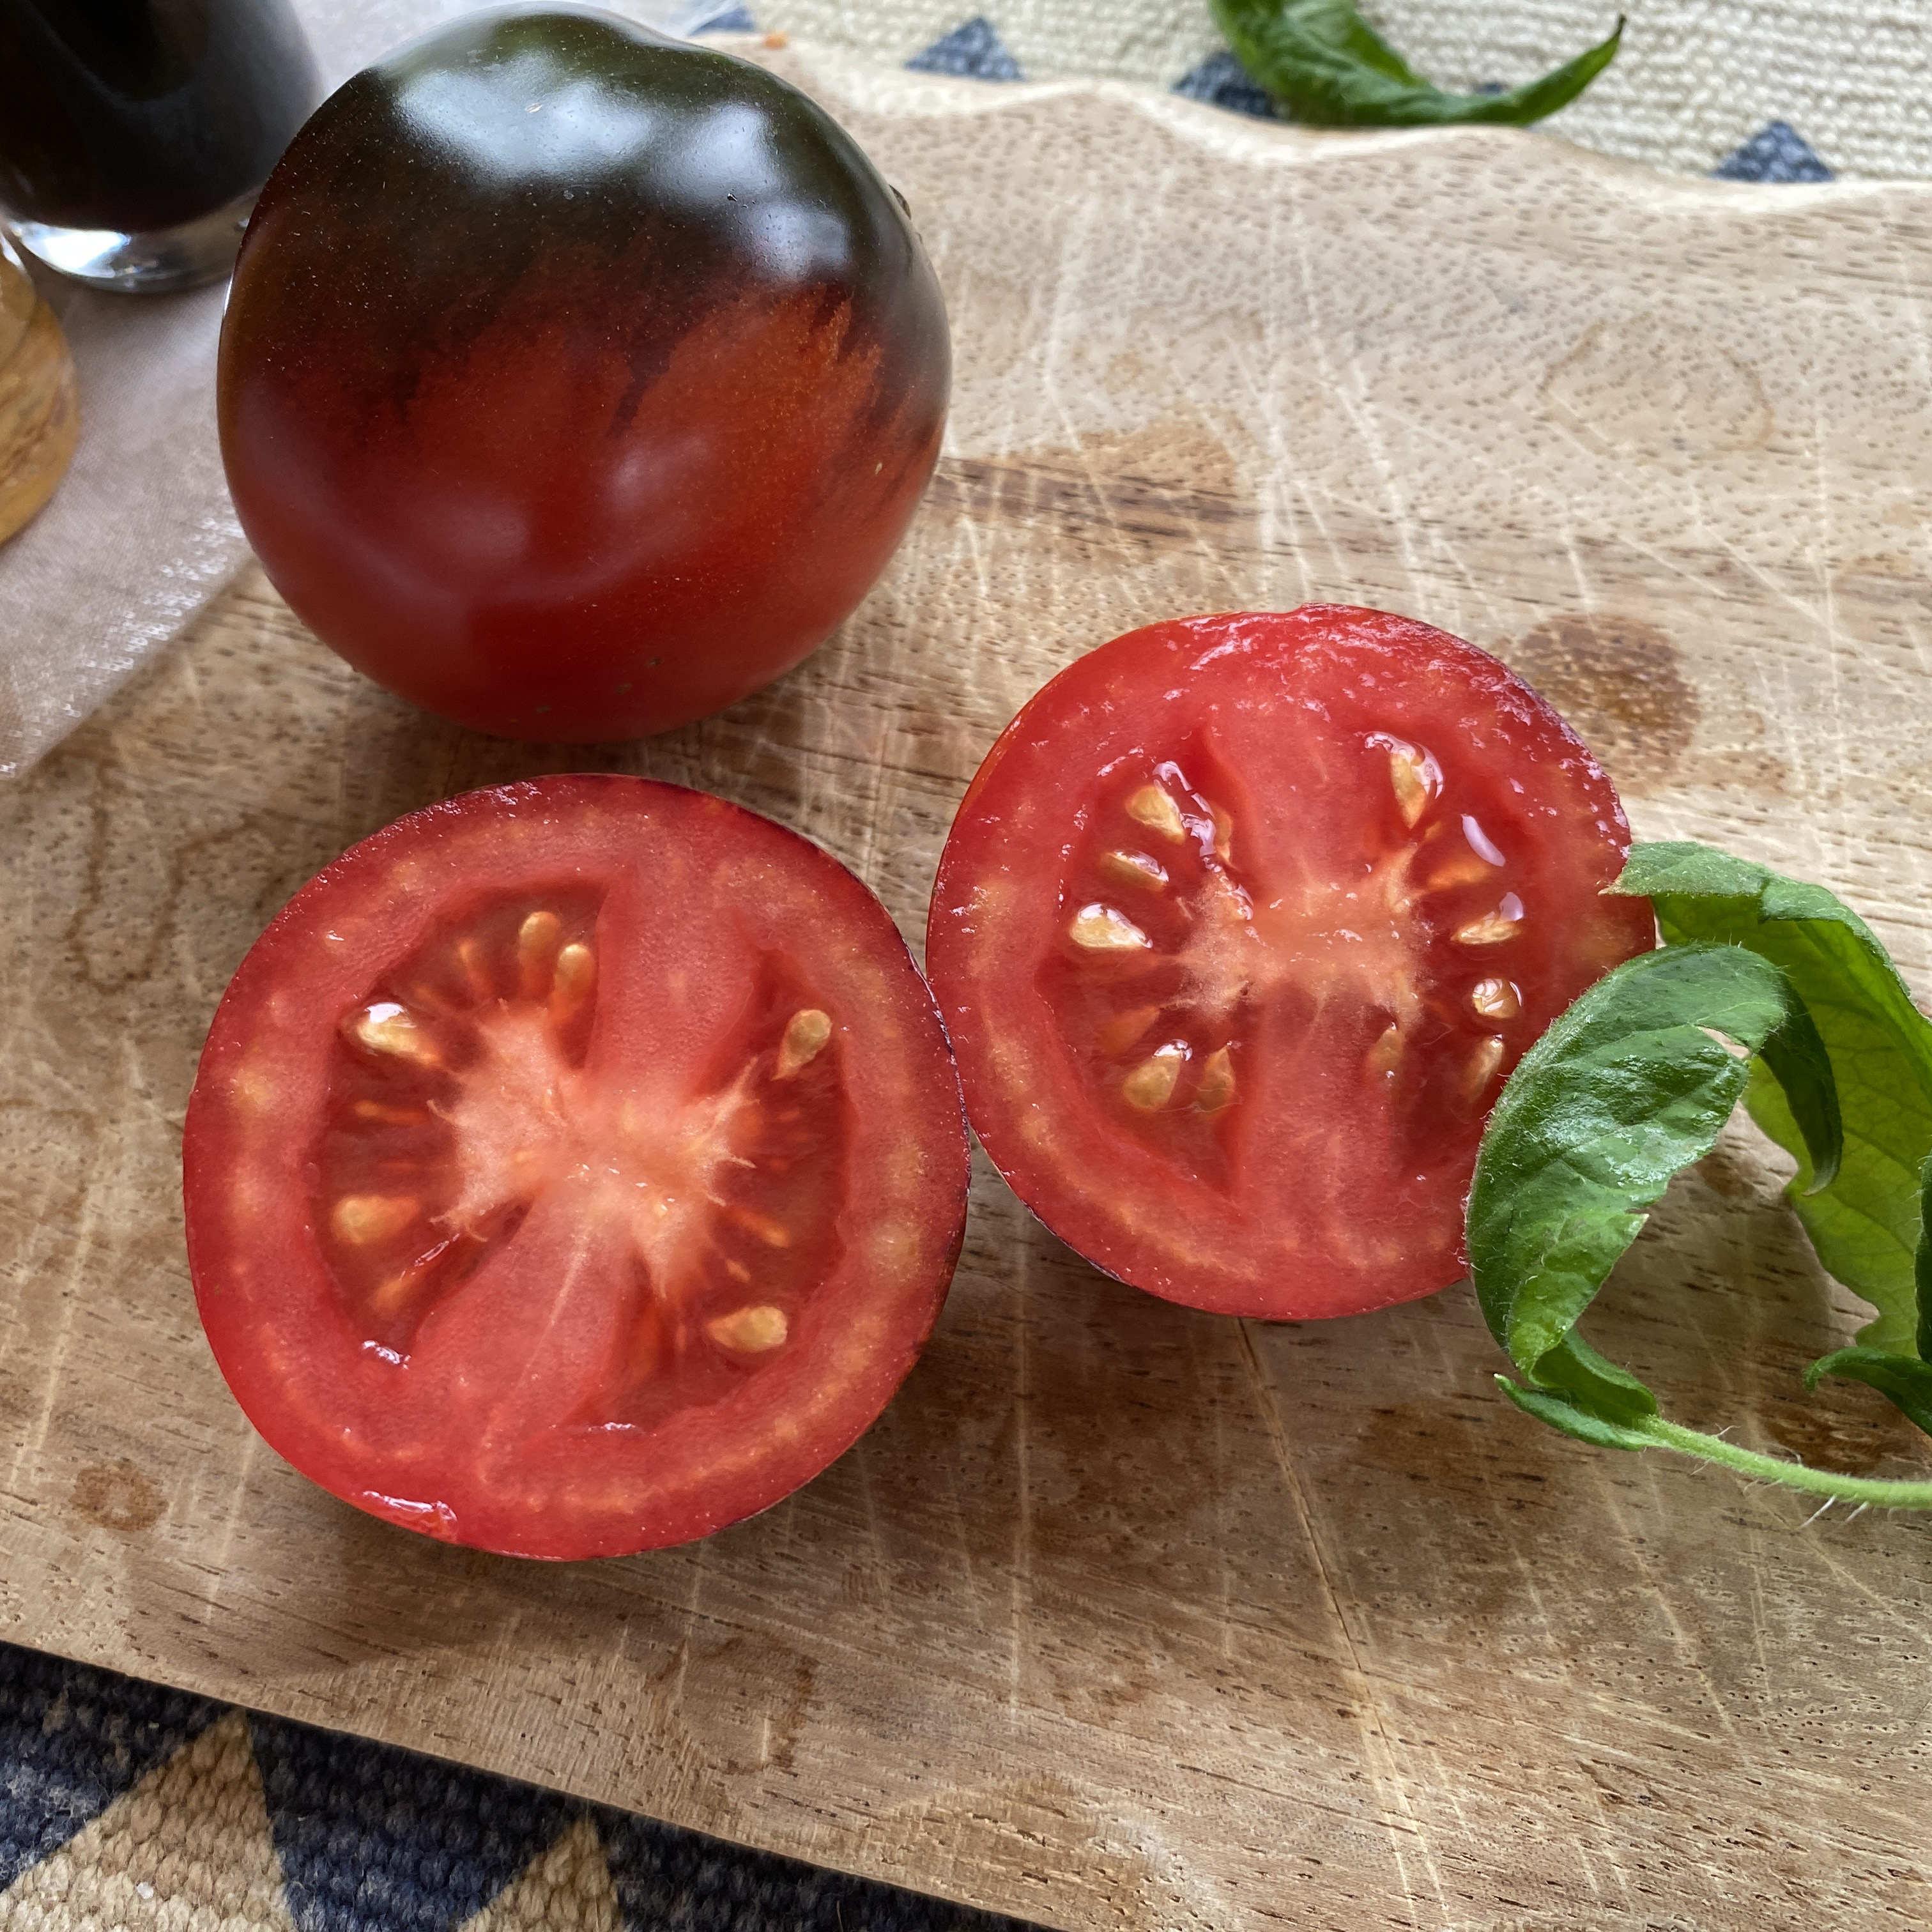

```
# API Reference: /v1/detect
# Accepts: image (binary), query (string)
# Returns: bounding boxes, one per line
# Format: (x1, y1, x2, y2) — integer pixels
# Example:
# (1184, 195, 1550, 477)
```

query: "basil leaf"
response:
(1209, 0, 1623, 129)
(1471, 852, 1932, 1505)
(1805, 1350, 1932, 1436)
(1498, 1380, 1659, 1452)
(1613, 843, 1932, 1360)
(1470, 943, 1818, 1390)
(1470, 943, 1932, 1505)
(1805, 1153, 1932, 1430)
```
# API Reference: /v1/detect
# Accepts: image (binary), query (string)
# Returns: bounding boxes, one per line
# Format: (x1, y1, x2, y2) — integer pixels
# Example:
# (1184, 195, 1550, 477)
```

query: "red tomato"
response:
(217, 9, 949, 740)
(926, 607, 1655, 1321)
(184, 776, 969, 1558)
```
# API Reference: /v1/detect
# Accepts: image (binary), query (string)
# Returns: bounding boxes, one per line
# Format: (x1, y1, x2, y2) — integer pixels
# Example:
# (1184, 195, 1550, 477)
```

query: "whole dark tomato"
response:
(218, 6, 949, 740)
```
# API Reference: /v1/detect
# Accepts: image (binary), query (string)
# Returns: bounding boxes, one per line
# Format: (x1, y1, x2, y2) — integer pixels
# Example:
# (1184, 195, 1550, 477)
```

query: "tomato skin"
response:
(183, 776, 969, 1558)
(928, 606, 1657, 1322)
(217, 8, 949, 741)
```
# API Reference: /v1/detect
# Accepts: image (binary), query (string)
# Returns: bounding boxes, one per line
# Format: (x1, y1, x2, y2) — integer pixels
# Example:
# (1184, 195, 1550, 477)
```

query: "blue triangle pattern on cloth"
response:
(691, 4, 758, 32)
(1713, 120, 1834, 182)
(599, 1805, 1042, 1931)
(249, 1711, 572, 1931)
(0, 1638, 224, 1890)
(907, 17, 1022, 81)
(1171, 50, 1278, 119)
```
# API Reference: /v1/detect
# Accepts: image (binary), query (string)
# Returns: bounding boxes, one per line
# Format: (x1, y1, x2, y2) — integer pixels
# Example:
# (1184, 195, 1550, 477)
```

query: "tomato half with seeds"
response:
(927, 607, 1655, 1321)
(184, 776, 969, 1558)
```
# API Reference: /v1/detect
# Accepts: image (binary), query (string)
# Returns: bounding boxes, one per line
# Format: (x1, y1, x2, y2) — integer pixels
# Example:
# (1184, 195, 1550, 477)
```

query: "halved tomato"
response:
(926, 607, 1655, 1320)
(184, 776, 969, 1558)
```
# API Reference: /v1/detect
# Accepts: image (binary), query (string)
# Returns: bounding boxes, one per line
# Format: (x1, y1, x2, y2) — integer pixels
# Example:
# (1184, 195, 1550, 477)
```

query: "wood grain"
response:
(5, 45, 1932, 1931)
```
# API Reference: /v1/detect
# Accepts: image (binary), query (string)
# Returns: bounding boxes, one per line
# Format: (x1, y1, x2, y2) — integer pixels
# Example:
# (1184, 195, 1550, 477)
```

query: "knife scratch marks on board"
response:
(1282, 187, 1430, 610)
(1811, 395, 1853, 852)
(1010, 1234, 1034, 1720)
(1588, 1457, 1767, 1778)
(1232, 1321, 1450, 1926)
(852, 1430, 888, 1580)
(9, 1123, 118, 1493)
(1254, 192, 1330, 602)
(207, 1432, 262, 1600)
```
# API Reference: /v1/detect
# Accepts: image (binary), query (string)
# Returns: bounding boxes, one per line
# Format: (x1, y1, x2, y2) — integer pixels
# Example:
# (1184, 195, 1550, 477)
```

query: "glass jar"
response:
(0, 230, 77, 541)
(0, 0, 319, 293)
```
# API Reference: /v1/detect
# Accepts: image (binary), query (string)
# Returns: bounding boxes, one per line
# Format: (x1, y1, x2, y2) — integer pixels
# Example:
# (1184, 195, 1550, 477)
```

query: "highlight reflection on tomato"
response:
(218, 6, 950, 741)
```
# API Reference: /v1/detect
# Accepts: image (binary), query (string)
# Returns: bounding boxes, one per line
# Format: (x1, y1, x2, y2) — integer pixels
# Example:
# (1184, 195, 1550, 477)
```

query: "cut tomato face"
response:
(926, 607, 1656, 1321)
(184, 776, 969, 1558)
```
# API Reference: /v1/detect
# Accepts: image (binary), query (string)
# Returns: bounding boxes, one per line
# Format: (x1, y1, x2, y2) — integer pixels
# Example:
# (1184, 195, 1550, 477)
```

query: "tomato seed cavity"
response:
(316, 895, 847, 1403)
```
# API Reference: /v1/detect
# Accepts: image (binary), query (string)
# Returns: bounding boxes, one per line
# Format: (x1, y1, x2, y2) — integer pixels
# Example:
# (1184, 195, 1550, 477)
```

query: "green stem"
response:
(1638, 1416, 1932, 1508)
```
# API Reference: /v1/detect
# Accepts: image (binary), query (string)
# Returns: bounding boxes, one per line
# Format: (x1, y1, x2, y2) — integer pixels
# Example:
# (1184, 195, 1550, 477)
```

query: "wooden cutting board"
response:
(6, 42, 1932, 1931)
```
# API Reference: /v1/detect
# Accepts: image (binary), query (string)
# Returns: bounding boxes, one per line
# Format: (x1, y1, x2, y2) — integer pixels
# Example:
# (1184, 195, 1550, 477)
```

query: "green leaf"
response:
(1809, 1154, 1932, 1432)
(1469, 941, 1932, 1506)
(1806, 1349, 1932, 1436)
(1469, 942, 1802, 1386)
(1209, 0, 1623, 129)
(1920, 1150, 1932, 1363)
(1504, 1378, 1932, 1507)
(1498, 1378, 1657, 1452)
(1613, 842, 1932, 1360)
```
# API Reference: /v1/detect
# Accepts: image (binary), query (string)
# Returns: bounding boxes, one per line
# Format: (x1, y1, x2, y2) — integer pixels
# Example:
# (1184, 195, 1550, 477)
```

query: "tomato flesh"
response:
(928, 607, 1655, 1320)
(185, 777, 968, 1557)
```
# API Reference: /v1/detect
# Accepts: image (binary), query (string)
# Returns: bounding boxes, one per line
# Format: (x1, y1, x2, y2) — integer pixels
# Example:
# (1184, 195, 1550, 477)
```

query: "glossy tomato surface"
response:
(218, 6, 949, 740)
(928, 607, 1655, 1321)
(184, 777, 969, 1557)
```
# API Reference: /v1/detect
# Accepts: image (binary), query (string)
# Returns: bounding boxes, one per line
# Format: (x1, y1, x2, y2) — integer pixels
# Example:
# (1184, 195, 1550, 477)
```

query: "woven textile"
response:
(732, 0, 1926, 181)
(0, 1641, 1041, 1932)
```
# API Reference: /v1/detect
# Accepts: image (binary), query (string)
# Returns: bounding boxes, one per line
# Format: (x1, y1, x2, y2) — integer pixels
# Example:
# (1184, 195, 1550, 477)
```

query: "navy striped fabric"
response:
(0, 1640, 1042, 1931)
(693, 6, 1840, 181)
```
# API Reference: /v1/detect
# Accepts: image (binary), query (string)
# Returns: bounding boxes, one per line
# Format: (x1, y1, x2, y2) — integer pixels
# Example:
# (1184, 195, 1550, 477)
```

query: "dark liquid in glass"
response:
(0, 0, 318, 234)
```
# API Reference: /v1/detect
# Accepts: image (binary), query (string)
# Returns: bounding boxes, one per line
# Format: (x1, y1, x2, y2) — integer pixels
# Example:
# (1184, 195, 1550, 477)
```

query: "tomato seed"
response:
(1070, 903, 1150, 951)
(1097, 1003, 1164, 1055)
(1469, 977, 1521, 1020)
(1125, 784, 1186, 843)
(1210, 805, 1233, 863)
(1123, 1043, 1184, 1110)
(1099, 850, 1168, 893)
(1453, 908, 1522, 946)
(707, 1305, 789, 1353)
(1365, 1023, 1402, 1080)
(370, 1262, 434, 1316)
(350, 1099, 427, 1125)
(550, 940, 595, 1023)
(516, 908, 562, 996)
(1383, 741, 1435, 827)
(330, 1193, 420, 1245)
(1195, 1045, 1236, 1112)
(728, 1204, 792, 1248)
(1462, 1036, 1506, 1101)
(346, 1001, 439, 1066)
(1424, 849, 1496, 891)
(776, 1008, 833, 1077)
(454, 936, 493, 1001)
